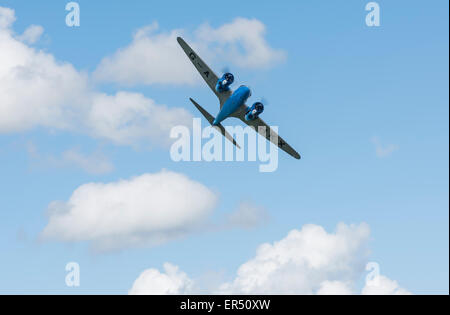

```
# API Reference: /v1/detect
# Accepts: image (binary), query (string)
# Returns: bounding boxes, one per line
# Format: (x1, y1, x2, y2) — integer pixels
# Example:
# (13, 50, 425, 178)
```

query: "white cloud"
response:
(371, 136, 399, 158)
(130, 223, 410, 295)
(26, 142, 114, 175)
(0, 17, 88, 133)
(129, 263, 193, 295)
(362, 275, 412, 295)
(0, 7, 192, 147)
(218, 223, 370, 294)
(94, 23, 197, 85)
(226, 201, 269, 229)
(0, 7, 15, 29)
(17, 24, 43, 44)
(316, 280, 353, 295)
(196, 18, 286, 69)
(88, 92, 191, 146)
(94, 18, 285, 86)
(59, 148, 114, 175)
(41, 170, 218, 251)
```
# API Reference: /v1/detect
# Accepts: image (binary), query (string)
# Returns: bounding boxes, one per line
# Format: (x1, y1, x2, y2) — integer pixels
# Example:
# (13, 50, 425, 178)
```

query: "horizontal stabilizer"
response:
(189, 98, 240, 149)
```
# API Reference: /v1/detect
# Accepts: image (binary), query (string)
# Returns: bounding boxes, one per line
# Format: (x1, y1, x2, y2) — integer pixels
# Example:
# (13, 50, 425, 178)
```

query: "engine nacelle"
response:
(245, 102, 264, 121)
(215, 73, 234, 93)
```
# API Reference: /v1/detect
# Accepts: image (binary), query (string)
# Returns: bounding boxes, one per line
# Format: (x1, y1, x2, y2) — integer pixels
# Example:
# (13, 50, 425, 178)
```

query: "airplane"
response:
(177, 37, 301, 160)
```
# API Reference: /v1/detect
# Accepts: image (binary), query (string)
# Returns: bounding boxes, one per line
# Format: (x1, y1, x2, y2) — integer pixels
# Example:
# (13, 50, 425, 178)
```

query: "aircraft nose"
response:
(243, 86, 251, 98)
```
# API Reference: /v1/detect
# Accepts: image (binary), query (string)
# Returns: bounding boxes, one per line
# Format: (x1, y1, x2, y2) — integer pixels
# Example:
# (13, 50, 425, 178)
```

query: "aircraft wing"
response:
(236, 107, 301, 159)
(177, 37, 231, 107)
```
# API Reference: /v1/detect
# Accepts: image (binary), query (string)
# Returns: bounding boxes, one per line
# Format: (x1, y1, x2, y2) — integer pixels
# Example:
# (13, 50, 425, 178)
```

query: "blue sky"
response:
(0, 0, 448, 294)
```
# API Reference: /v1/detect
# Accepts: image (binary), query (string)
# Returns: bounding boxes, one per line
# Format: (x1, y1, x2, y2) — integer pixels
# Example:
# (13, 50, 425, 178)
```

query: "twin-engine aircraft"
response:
(177, 37, 301, 160)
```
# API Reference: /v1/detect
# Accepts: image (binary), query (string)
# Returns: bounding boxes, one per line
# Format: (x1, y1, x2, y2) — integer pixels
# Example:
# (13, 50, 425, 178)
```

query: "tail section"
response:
(189, 98, 240, 149)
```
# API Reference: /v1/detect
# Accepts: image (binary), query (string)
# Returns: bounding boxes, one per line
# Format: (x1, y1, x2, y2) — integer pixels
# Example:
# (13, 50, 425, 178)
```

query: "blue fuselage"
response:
(213, 85, 251, 125)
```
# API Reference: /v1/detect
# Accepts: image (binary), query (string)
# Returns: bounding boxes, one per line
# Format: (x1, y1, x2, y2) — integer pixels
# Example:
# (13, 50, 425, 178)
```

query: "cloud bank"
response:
(129, 263, 193, 295)
(94, 18, 286, 86)
(1, 7, 284, 148)
(26, 142, 114, 175)
(0, 7, 192, 147)
(41, 170, 218, 251)
(129, 223, 410, 295)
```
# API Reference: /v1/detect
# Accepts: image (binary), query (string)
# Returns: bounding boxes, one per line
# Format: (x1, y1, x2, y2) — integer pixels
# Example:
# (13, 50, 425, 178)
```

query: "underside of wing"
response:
(237, 109, 301, 159)
(177, 37, 231, 107)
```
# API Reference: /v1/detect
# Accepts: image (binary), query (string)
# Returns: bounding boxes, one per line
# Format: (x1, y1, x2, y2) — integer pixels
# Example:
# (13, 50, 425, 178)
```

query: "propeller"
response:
(260, 97, 269, 106)
(250, 95, 268, 106)
(219, 68, 268, 107)
(221, 66, 231, 75)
